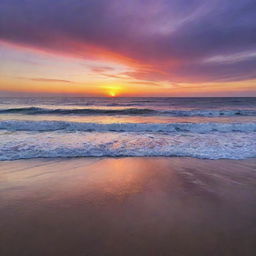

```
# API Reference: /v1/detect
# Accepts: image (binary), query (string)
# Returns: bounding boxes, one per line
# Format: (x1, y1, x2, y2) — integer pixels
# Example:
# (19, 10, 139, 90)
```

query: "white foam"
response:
(0, 131, 255, 160)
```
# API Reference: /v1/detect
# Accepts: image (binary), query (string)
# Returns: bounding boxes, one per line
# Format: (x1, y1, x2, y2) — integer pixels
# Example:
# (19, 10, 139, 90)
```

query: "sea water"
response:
(0, 97, 255, 160)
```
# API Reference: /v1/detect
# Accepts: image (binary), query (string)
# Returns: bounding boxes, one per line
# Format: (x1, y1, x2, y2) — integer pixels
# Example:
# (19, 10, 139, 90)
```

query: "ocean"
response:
(0, 97, 255, 160)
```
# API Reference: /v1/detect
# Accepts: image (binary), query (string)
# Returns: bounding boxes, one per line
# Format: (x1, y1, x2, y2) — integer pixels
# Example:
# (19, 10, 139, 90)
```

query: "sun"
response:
(109, 91, 117, 97)
(104, 85, 122, 97)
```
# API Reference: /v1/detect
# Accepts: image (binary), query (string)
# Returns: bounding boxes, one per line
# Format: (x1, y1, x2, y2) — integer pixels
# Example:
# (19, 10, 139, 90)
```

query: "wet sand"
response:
(0, 157, 256, 256)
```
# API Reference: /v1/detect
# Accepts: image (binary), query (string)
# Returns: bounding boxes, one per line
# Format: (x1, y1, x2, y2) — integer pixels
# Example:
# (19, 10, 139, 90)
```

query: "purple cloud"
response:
(0, 0, 256, 83)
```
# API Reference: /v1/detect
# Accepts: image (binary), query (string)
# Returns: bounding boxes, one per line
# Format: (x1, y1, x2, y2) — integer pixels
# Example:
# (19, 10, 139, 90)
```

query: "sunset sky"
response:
(0, 0, 256, 97)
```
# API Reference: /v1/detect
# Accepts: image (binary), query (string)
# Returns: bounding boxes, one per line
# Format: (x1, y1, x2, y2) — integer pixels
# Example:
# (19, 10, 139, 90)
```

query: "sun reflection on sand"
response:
(0, 158, 167, 203)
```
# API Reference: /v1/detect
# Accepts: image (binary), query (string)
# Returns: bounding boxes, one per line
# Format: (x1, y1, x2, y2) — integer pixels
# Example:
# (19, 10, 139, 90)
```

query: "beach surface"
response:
(0, 157, 256, 256)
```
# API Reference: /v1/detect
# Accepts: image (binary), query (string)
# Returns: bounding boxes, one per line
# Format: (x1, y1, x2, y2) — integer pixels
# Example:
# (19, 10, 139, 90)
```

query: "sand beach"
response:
(0, 157, 256, 256)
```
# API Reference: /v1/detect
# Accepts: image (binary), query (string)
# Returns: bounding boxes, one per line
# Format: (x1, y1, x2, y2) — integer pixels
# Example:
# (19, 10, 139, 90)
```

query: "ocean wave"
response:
(0, 106, 256, 117)
(0, 131, 255, 160)
(0, 107, 157, 115)
(0, 120, 256, 133)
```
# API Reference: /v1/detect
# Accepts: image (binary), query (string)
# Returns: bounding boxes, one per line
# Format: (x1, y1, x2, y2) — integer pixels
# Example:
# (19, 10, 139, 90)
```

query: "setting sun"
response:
(105, 85, 122, 97)
(109, 91, 117, 97)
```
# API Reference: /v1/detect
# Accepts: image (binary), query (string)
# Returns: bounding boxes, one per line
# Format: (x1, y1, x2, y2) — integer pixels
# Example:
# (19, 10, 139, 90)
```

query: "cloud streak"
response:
(17, 77, 74, 84)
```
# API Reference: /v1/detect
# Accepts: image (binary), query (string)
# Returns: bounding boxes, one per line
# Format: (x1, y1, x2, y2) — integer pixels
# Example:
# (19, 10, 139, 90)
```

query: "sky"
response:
(0, 0, 256, 97)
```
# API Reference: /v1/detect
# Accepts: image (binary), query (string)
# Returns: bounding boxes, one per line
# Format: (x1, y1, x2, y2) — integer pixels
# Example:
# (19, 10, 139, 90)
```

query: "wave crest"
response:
(0, 107, 256, 117)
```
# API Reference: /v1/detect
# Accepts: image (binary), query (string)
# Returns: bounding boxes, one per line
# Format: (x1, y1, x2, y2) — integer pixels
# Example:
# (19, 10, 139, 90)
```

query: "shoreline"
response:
(1, 155, 256, 161)
(1, 157, 256, 256)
